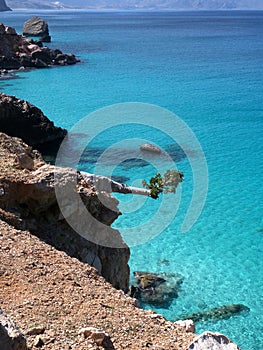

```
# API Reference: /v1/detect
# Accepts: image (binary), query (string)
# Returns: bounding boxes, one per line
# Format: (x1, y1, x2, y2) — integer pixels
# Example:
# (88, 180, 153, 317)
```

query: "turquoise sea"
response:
(0, 10, 262, 349)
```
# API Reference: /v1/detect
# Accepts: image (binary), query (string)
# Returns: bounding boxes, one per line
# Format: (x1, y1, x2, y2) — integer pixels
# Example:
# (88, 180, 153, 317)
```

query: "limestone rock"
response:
(174, 319, 195, 333)
(0, 134, 130, 292)
(188, 331, 240, 350)
(0, 308, 27, 350)
(0, 92, 67, 146)
(140, 143, 162, 154)
(23, 16, 50, 41)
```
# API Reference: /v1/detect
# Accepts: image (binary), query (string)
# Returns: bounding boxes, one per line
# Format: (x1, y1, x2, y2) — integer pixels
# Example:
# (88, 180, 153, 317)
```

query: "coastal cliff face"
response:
(0, 93, 67, 147)
(0, 0, 10, 11)
(0, 131, 130, 291)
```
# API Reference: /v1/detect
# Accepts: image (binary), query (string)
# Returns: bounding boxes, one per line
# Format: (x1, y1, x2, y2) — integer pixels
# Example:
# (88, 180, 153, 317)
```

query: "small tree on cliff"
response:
(81, 169, 183, 198)
(142, 170, 184, 199)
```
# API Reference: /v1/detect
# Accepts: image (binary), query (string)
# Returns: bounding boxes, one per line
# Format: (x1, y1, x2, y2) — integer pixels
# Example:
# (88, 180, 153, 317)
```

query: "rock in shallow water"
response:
(178, 304, 250, 323)
(23, 16, 51, 42)
(129, 271, 183, 307)
(140, 143, 162, 154)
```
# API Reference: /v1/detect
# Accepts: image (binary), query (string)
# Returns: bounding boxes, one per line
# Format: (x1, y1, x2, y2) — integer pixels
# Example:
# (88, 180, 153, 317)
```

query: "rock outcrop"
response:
(0, 308, 27, 350)
(0, 132, 130, 291)
(23, 16, 51, 42)
(188, 331, 240, 350)
(0, 0, 10, 11)
(0, 23, 79, 72)
(0, 92, 67, 147)
(129, 271, 183, 307)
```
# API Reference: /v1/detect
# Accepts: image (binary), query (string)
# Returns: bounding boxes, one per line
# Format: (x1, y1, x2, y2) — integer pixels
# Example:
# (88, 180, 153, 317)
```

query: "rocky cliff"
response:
(0, 92, 67, 147)
(0, 131, 130, 292)
(0, 0, 10, 11)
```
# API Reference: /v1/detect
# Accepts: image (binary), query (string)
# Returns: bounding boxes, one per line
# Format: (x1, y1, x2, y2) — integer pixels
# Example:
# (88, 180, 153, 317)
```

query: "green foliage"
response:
(142, 170, 184, 199)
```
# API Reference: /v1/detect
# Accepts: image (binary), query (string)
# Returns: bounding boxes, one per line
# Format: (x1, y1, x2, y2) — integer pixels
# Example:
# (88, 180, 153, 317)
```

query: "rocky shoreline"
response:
(0, 18, 243, 346)
(0, 22, 79, 77)
(0, 92, 243, 350)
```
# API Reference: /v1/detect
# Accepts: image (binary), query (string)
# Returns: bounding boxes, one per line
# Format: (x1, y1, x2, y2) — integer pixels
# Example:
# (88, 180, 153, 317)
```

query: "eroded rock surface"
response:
(0, 93, 67, 146)
(0, 132, 130, 291)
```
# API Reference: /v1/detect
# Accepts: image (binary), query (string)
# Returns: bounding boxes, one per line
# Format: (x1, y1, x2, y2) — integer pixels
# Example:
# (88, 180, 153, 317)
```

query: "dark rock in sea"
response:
(177, 304, 250, 323)
(0, 0, 11, 12)
(129, 271, 183, 308)
(165, 143, 186, 162)
(120, 158, 149, 170)
(140, 143, 162, 154)
(23, 16, 51, 42)
(0, 23, 79, 73)
(110, 175, 130, 183)
(0, 92, 67, 147)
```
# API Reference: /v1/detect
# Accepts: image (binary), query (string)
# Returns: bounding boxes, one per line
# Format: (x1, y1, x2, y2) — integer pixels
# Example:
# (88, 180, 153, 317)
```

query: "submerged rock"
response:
(178, 304, 250, 323)
(23, 16, 51, 42)
(129, 271, 183, 307)
(188, 331, 240, 350)
(140, 143, 162, 154)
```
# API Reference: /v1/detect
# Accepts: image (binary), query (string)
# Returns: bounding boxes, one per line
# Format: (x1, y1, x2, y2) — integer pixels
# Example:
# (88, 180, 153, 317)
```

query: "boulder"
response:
(33, 58, 48, 68)
(188, 331, 240, 350)
(31, 48, 52, 64)
(23, 16, 51, 42)
(0, 92, 67, 146)
(174, 319, 195, 333)
(129, 271, 183, 307)
(78, 327, 111, 346)
(140, 143, 162, 154)
(0, 308, 27, 350)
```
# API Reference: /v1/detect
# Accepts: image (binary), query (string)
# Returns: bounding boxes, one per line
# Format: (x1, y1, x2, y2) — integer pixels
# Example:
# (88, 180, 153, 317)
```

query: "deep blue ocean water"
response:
(0, 10, 262, 349)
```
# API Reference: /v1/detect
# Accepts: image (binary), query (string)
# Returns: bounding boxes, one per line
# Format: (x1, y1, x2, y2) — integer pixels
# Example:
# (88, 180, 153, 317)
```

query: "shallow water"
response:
(0, 10, 262, 349)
